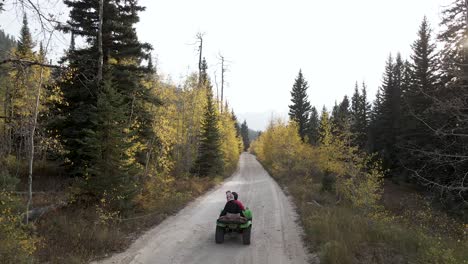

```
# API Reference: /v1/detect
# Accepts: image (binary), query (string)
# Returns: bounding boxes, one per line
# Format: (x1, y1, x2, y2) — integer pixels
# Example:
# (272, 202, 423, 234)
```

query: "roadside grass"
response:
(2, 154, 229, 263)
(249, 118, 467, 263)
(279, 174, 468, 264)
(33, 175, 224, 263)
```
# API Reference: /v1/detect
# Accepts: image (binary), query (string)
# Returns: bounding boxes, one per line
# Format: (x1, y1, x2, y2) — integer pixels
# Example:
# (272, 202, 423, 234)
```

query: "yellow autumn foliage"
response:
(251, 119, 311, 178)
(251, 119, 384, 212)
(138, 73, 241, 209)
(218, 108, 243, 173)
(0, 191, 38, 263)
(251, 119, 467, 263)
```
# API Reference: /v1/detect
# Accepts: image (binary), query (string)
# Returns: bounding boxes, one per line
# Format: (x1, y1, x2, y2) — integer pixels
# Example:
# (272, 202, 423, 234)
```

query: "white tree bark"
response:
(25, 65, 45, 224)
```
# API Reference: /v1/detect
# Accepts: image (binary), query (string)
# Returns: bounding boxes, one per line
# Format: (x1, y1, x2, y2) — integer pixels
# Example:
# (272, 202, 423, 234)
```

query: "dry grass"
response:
(35, 207, 127, 264)
(33, 175, 223, 263)
(273, 173, 468, 264)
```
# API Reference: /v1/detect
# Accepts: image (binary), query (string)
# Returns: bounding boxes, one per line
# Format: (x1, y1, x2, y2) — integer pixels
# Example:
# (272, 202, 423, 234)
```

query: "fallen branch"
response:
(23, 200, 67, 223)
(0, 58, 62, 68)
(307, 200, 322, 207)
(12, 191, 61, 195)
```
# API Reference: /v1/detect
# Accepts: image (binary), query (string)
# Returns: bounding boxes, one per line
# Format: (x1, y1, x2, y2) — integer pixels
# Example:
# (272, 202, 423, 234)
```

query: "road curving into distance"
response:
(97, 153, 311, 264)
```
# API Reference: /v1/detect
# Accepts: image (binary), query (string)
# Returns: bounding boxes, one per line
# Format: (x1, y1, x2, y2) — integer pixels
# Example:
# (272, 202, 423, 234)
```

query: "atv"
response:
(215, 209, 252, 245)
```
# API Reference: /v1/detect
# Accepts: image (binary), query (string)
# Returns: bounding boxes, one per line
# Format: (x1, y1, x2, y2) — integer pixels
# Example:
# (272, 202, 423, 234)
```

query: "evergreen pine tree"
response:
(400, 1, 468, 203)
(410, 17, 437, 94)
(370, 54, 403, 169)
(318, 106, 332, 146)
(199, 57, 209, 87)
(55, 0, 108, 177)
(351, 82, 370, 149)
(351, 82, 360, 126)
(85, 69, 137, 208)
(16, 15, 34, 58)
(288, 70, 311, 140)
(240, 120, 250, 151)
(438, 0, 468, 82)
(332, 95, 351, 135)
(231, 110, 241, 137)
(52, 0, 155, 205)
(0, 29, 16, 59)
(330, 101, 339, 126)
(307, 106, 320, 145)
(360, 82, 371, 147)
(0, 30, 16, 151)
(398, 18, 438, 182)
(369, 88, 383, 152)
(400, 18, 436, 144)
(192, 87, 223, 176)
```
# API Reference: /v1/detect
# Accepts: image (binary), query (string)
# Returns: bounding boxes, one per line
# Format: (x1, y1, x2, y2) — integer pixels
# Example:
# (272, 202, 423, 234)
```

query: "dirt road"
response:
(98, 153, 310, 264)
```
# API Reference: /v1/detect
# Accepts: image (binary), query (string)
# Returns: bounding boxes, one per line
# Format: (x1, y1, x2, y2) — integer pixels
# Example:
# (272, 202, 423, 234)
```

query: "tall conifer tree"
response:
(319, 106, 332, 146)
(53, 0, 154, 204)
(240, 120, 250, 151)
(231, 110, 241, 137)
(400, 1, 468, 202)
(307, 106, 320, 145)
(332, 96, 351, 135)
(192, 86, 223, 176)
(351, 82, 370, 149)
(288, 70, 311, 140)
(370, 54, 404, 169)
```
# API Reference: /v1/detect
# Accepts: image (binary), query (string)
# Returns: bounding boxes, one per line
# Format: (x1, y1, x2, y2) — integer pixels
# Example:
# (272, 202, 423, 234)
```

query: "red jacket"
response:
(233, 200, 245, 211)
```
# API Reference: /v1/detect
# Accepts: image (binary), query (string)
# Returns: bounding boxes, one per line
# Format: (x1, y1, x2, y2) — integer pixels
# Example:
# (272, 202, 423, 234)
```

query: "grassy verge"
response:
(273, 172, 468, 264)
(32, 175, 224, 263)
(250, 121, 467, 264)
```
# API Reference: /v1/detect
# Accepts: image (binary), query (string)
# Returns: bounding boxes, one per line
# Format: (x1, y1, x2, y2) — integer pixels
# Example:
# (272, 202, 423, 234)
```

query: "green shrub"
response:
(321, 171, 335, 192)
(0, 191, 37, 264)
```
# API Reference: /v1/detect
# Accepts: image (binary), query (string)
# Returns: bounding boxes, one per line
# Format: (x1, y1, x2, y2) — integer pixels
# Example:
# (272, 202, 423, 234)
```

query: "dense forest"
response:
(283, 15, 467, 210)
(251, 2, 468, 263)
(0, 1, 246, 262)
(0, 0, 467, 263)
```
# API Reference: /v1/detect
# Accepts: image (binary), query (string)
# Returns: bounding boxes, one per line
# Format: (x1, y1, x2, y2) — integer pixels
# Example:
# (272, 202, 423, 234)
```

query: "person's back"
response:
(220, 191, 243, 217)
(232, 192, 245, 211)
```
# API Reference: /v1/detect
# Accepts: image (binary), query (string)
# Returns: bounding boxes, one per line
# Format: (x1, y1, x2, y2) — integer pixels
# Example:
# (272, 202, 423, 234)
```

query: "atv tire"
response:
(242, 226, 251, 245)
(215, 226, 224, 244)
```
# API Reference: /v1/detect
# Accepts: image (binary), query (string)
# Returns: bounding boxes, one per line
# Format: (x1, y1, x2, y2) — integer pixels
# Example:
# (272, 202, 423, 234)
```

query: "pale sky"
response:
(0, 0, 451, 130)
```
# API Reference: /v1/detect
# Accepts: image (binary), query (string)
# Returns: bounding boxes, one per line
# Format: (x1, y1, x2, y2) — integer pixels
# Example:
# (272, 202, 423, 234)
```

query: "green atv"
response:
(215, 209, 252, 245)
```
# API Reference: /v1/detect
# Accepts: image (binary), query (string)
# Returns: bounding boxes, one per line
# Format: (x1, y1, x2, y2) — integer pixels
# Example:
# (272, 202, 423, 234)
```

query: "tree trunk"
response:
(144, 135, 156, 177)
(4, 82, 12, 155)
(197, 33, 203, 87)
(221, 56, 224, 113)
(25, 65, 45, 224)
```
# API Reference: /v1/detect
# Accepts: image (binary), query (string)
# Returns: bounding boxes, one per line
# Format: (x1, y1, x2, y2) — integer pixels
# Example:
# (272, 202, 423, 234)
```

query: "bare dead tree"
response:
(216, 53, 230, 113)
(220, 54, 224, 112)
(213, 69, 219, 102)
(196, 32, 204, 87)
